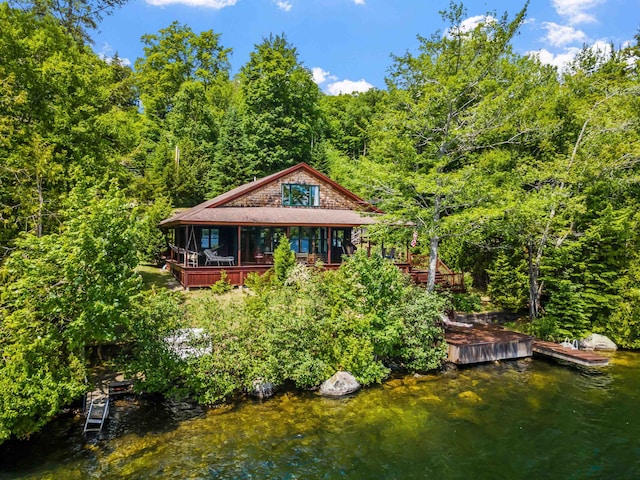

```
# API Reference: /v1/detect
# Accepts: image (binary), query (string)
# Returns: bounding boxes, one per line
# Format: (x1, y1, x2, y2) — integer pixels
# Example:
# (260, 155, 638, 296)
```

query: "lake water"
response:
(1, 352, 639, 479)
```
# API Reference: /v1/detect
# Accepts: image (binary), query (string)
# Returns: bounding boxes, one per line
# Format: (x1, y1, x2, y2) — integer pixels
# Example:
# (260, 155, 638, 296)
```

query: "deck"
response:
(532, 340, 609, 367)
(168, 260, 464, 291)
(445, 323, 533, 364)
(445, 323, 610, 367)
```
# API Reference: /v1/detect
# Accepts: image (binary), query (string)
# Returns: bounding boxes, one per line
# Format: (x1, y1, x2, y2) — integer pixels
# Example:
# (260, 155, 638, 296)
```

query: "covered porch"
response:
(163, 224, 463, 291)
(165, 223, 405, 288)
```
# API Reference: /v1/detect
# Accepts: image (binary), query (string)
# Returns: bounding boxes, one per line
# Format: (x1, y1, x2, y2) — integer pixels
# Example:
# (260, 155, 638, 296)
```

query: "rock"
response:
(319, 371, 360, 397)
(580, 333, 617, 351)
(249, 379, 275, 399)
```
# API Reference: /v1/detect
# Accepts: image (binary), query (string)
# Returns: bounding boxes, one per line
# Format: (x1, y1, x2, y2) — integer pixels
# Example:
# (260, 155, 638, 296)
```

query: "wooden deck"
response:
(532, 340, 609, 367)
(445, 324, 533, 364)
(444, 323, 610, 367)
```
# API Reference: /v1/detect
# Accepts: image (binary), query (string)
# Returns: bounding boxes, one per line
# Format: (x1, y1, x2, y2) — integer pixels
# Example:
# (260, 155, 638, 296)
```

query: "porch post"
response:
(237, 225, 242, 267)
(327, 227, 332, 264)
(184, 225, 189, 267)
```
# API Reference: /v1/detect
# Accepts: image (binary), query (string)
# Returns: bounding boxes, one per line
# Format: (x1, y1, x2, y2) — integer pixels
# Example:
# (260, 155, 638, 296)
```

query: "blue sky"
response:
(94, 0, 639, 94)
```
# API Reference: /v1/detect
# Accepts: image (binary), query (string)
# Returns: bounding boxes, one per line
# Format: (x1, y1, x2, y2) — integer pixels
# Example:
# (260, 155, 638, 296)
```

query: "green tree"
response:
(8, 0, 128, 41)
(0, 5, 137, 249)
(135, 22, 231, 121)
(239, 34, 321, 176)
(364, 2, 534, 292)
(0, 185, 142, 442)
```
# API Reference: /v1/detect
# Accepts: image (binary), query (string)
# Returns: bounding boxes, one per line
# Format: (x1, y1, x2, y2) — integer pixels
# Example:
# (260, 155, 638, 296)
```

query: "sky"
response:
(94, 0, 640, 95)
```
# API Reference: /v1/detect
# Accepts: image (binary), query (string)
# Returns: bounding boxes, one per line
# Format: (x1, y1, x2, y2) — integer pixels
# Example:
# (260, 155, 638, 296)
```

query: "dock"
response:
(445, 323, 533, 364)
(83, 378, 133, 433)
(444, 323, 609, 367)
(532, 339, 609, 367)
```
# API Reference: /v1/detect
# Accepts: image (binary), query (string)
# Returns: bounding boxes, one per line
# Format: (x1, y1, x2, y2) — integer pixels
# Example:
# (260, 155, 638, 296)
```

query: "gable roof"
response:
(160, 162, 382, 228)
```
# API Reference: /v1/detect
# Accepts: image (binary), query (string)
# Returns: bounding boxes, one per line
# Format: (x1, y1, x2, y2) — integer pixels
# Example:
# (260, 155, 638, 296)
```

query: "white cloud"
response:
(446, 15, 496, 38)
(312, 67, 337, 85)
(353, 0, 365, 4)
(542, 22, 587, 46)
(146, 0, 236, 7)
(528, 41, 611, 73)
(528, 47, 581, 72)
(98, 43, 131, 66)
(326, 79, 373, 95)
(275, 0, 292, 11)
(551, 0, 604, 24)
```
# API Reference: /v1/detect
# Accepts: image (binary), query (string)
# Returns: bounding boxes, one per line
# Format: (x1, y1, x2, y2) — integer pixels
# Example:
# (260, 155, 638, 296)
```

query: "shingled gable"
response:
(160, 163, 382, 228)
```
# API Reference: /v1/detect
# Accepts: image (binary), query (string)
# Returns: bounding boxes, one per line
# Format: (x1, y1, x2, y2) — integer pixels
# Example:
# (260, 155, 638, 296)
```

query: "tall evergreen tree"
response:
(239, 34, 321, 176)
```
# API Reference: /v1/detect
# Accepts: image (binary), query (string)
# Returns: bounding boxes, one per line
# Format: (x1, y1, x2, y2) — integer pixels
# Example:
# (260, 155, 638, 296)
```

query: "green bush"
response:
(172, 249, 449, 404)
(452, 292, 482, 313)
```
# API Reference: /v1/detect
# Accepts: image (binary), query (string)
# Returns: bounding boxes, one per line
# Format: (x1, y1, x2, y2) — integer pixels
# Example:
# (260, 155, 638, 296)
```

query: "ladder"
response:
(83, 394, 110, 433)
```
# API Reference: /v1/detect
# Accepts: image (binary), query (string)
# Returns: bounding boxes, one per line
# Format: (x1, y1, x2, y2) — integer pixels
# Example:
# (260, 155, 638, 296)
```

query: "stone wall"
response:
(225, 171, 360, 209)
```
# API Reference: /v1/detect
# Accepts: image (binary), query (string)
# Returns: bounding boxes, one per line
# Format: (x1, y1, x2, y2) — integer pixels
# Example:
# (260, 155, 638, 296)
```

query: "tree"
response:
(0, 5, 137, 251)
(365, 2, 533, 291)
(0, 185, 142, 442)
(239, 34, 321, 176)
(135, 22, 231, 121)
(8, 0, 128, 41)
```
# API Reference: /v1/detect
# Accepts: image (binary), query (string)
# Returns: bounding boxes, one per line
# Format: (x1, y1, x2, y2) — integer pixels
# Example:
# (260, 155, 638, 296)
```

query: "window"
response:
(200, 228, 220, 249)
(282, 184, 320, 207)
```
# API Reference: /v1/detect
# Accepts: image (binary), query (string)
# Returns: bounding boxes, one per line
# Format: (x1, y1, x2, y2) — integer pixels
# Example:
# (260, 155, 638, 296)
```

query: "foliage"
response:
(451, 292, 482, 313)
(122, 288, 186, 397)
(0, 186, 142, 441)
(209, 270, 233, 294)
(398, 290, 449, 371)
(0, 5, 137, 248)
(134, 196, 173, 264)
(239, 34, 321, 176)
(487, 250, 529, 312)
(175, 250, 447, 405)
(272, 235, 296, 284)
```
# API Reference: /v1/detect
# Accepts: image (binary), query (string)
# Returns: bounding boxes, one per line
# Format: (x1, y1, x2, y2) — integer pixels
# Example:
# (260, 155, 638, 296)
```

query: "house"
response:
(159, 162, 464, 291)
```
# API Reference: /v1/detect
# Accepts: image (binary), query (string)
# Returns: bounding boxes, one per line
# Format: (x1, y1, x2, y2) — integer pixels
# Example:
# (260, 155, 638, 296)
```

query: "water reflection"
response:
(1, 352, 639, 479)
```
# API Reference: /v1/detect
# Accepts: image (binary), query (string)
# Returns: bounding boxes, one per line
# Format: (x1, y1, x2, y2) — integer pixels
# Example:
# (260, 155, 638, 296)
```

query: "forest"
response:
(1, 0, 639, 443)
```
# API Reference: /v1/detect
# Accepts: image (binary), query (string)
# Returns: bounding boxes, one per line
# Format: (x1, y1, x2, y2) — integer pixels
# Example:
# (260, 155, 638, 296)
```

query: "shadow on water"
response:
(1, 352, 639, 479)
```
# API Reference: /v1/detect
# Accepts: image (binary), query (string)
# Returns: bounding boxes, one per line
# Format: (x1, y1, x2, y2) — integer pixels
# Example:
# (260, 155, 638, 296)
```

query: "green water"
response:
(1, 353, 639, 479)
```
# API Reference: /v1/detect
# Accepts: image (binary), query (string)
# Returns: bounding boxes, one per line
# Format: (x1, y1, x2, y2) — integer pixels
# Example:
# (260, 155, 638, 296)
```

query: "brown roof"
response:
(160, 207, 379, 228)
(160, 162, 382, 228)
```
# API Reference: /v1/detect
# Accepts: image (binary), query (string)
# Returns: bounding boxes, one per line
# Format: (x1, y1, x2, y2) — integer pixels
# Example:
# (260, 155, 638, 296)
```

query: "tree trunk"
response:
(527, 240, 540, 320)
(427, 234, 439, 292)
(426, 195, 442, 292)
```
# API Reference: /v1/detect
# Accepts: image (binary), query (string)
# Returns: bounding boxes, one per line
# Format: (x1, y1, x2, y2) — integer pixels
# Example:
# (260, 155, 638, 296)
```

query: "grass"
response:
(135, 264, 180, 291)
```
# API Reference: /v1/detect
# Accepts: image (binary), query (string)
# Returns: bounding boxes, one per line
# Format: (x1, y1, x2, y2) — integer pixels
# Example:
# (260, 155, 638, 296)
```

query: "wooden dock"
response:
(445, 323, 533, 364)
(532, 339, 609, 367)
(444, 323, 610, 367)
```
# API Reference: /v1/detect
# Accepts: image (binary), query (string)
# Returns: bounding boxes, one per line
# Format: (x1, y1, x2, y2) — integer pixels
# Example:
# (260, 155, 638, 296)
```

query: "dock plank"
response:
(532, 340, 609, 367)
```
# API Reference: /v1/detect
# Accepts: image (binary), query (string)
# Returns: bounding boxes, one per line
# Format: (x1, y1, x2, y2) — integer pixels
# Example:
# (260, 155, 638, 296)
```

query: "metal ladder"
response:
(83, 394, 110, 433)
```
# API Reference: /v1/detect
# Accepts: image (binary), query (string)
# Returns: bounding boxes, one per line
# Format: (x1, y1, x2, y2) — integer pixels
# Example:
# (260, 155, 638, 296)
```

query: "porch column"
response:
(327, 227, 332, 264)
(237, 225, 242, 267)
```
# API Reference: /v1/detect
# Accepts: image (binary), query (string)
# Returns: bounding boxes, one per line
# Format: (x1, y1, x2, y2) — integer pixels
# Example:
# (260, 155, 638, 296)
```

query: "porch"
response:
(164, 225, 464, 291)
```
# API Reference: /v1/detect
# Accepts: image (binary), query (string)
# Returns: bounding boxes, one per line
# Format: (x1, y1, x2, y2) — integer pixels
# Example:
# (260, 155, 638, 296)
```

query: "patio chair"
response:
(204, 248, 235, 266)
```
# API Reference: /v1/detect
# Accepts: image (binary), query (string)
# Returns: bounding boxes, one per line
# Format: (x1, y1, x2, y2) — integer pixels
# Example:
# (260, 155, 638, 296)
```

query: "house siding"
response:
(224, 171, 360, 210)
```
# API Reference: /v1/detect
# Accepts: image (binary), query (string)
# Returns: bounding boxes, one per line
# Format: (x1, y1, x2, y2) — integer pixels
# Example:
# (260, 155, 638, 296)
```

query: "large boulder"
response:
(249, 379, 276, 399)
(580, 334, 617, 351)
(319, 371, 360, 397)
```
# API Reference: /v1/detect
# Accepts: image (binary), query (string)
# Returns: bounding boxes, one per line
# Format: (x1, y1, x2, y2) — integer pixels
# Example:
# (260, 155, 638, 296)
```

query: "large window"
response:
(200, 228, 220, 249)
(282, 184, 320, 207)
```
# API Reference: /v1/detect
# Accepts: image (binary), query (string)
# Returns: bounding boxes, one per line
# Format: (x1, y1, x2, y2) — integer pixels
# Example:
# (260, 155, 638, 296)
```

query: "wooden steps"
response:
(532, 340, 609, 367)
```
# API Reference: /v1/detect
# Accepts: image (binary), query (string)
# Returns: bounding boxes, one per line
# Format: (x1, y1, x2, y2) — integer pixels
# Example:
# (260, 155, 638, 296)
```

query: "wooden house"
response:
(159, 162, 464, 290)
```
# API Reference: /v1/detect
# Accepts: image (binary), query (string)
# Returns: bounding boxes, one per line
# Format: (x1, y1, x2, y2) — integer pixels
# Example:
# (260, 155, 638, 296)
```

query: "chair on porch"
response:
(204, 248, 235, 266)
(295, 252, 308, 263)
(179, 248, 199, 267)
